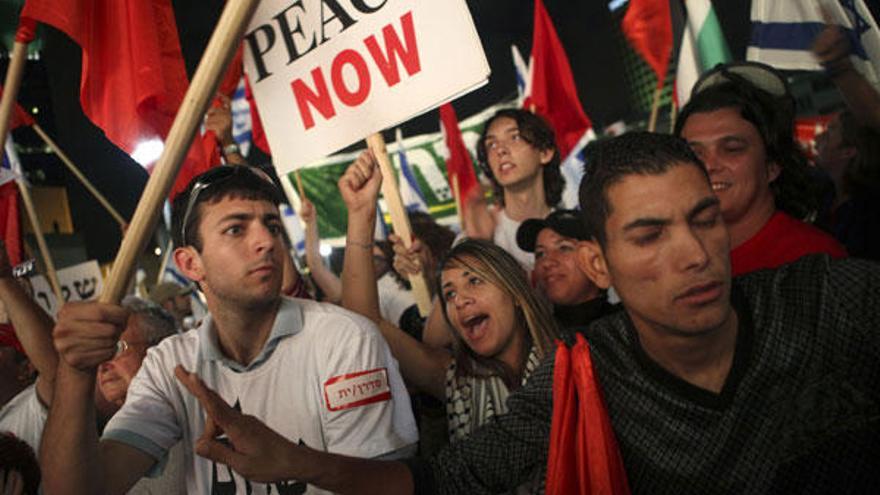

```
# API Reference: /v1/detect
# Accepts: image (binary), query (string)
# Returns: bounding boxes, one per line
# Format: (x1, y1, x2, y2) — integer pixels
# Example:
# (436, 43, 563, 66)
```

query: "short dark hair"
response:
(476, 108, 563, 207)
(171, 166, 284, 251)
(579, 132, 708, 247)
(0, 433, 40, 495)
(675, 81, 819, 219)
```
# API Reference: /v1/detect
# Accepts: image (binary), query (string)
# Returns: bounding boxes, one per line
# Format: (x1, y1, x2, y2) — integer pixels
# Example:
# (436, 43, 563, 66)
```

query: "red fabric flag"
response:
(439, 103, 479, 214)
(523, 0, 593, 159)
(0, 85, 35, 130)
(546, 335, 630, 495)
(0, 182, 22, 267)
(20, 0, 210, 200)
(621, 0, 673, 89)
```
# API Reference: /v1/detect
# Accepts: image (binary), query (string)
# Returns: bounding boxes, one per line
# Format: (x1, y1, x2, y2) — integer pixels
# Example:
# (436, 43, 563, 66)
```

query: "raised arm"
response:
(300, 199, 342, 303)
(0, 241, 56, 403)
(204, 94, 248, 166)
(40, 302, 154, 495)
(339, 151, 449, 400)
(812, 24, 880, 131)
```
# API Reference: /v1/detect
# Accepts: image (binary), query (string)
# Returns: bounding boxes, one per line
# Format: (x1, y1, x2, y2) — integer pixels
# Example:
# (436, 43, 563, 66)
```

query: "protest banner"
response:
(244, 0, 491, 172)
(30, 260, 105, 316)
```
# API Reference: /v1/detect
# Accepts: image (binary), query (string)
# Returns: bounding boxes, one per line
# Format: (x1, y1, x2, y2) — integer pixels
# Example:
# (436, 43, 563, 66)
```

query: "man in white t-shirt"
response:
(465, 108, 563, 271)
(40, 166, 418, 495)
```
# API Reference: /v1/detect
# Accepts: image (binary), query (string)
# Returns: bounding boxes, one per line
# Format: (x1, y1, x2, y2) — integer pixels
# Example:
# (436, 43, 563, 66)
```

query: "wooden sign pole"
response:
(366, 133, 433, 316)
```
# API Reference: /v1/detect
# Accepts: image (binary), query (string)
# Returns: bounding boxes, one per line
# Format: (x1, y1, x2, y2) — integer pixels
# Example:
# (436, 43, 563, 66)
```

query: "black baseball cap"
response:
(516, 210, 591, 253)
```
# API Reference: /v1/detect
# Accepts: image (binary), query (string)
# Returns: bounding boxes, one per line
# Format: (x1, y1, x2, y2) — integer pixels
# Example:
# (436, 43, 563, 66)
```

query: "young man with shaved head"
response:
(174, 134, 880, 494)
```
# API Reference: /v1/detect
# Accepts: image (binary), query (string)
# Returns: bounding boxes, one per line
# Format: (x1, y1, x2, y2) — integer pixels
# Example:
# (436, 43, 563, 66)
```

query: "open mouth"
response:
(461, 313, 490, 340)
(498, 162, 515, 175)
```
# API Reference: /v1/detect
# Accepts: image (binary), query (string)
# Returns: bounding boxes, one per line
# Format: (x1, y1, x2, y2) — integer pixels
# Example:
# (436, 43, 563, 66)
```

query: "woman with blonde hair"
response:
(338, 150, 558, 445)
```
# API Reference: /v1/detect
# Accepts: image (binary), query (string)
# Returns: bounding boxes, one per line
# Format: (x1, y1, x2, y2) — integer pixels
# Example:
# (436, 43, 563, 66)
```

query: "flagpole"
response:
(156, 238, 173, 285)
(0, 40, 28, 162)
(451, 173, 464, 230)
(366, 132, 432, 316)
(31, 123, 127, 228)
(17, 179, 63, 302)
(100, 0, 260, 304)
(294, 170, 307, 200)
(647, 87, 663, 132)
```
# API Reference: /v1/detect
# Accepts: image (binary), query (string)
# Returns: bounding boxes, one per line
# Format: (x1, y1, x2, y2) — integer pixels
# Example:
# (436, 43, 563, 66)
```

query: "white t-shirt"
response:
(493, 210, 534, 271)
(377, 272, 416, 327)
(104, 297, 418, 495)
(0, 384, 47, 454)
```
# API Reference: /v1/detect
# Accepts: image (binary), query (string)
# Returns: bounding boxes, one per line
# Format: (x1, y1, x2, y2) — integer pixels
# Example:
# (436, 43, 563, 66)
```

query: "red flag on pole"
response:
(621, 0, 673, 89)
(20, 0, 210, 199)
(439, 103, 479, 216)
(523, 0, 592, 160)
(545, 335, 630, 495)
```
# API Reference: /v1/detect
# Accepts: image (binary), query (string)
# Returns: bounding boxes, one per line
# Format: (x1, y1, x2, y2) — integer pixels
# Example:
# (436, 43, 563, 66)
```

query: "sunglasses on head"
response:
(179, 165, 276, 246)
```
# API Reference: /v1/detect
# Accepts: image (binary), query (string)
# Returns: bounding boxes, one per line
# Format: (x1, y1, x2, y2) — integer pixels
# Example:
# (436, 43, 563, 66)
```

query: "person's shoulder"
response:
(142, 327, 200, 368)
(295, 298, 379, 337)
(774, 212, 847, 257)
(558, 310, 630, 350)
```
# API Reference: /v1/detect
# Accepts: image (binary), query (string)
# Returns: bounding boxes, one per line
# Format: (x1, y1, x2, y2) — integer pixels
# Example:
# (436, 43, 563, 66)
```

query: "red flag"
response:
(523, 0, 593, 159)
(439, 103, 479, 215)
(546, 335, 630, 495)
(20, 0, 210, 199)
(0, 182, 22, 267)
(621, 0, 673, 89)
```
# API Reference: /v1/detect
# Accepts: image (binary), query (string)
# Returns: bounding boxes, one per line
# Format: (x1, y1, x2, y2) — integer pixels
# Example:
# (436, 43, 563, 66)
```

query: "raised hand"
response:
(338, 150, 382, 214)
(299, 198, 317, 227)
(175, 366, 301, 483)
(205, 94, 235, 146)
(389, 233, 424, 277)
(53, 301, 129, 373)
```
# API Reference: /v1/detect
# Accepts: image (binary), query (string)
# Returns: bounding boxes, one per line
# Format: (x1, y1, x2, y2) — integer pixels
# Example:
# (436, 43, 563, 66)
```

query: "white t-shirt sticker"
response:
(324, 368, 391, 412)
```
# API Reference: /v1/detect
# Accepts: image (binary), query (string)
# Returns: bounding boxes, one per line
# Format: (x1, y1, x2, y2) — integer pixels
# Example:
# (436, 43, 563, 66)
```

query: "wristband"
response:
(222, 143, 241, 156)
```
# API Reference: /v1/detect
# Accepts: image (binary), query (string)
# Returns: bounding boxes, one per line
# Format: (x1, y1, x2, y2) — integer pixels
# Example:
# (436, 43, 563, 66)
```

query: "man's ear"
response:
(173, 246, 204, 283)
(767, 160, 781, 183)
(577, 240, 612, 290)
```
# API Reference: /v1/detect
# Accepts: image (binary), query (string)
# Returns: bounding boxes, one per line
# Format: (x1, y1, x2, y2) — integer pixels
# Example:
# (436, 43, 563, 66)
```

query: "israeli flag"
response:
(511, 43, 532, 107)
(748, 0, 880, 87)
(393, 128, 428, 214)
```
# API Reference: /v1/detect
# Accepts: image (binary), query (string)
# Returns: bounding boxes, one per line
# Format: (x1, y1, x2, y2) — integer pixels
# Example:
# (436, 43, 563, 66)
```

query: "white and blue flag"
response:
(393, 128, 428, 214)
(747, 0, 880, 87)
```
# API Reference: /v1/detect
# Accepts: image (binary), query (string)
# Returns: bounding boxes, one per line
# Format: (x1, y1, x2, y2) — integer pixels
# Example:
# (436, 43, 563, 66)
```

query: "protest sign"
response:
(244, 0, 490, 173)
(30, 260, 104, 316)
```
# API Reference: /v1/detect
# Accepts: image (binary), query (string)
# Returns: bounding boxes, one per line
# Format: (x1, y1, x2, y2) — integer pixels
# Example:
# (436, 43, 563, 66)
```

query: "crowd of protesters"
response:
(1, 22, 879, 495)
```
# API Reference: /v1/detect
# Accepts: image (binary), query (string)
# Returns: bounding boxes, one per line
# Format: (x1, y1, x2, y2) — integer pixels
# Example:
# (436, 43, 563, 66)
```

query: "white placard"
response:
(30, 260, 104, 316)
(244, 0, 490, 174)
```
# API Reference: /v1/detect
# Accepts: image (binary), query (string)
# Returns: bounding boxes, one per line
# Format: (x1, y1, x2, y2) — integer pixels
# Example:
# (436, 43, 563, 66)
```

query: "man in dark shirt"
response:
(174, 132, 880, 494)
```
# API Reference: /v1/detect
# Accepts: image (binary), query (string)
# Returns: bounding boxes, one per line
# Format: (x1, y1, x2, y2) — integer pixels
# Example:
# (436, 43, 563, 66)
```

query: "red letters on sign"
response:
(364, 11, 420, 87)
(290, 11, 422, 130)
(331, 49, 372, 107)
(291, 67, 336, 130)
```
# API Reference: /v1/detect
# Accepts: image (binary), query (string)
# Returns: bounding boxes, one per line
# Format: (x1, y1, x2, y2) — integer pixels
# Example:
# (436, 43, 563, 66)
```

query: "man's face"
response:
(579, 165, 733, 338)
(179, 197, 284, 310)
(680, 107, 780, 226)
(97, 318, 148, 406)
(534, 228, 598, 306)
(483, 116, 553, 191)
(815, 114, 855, 176)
